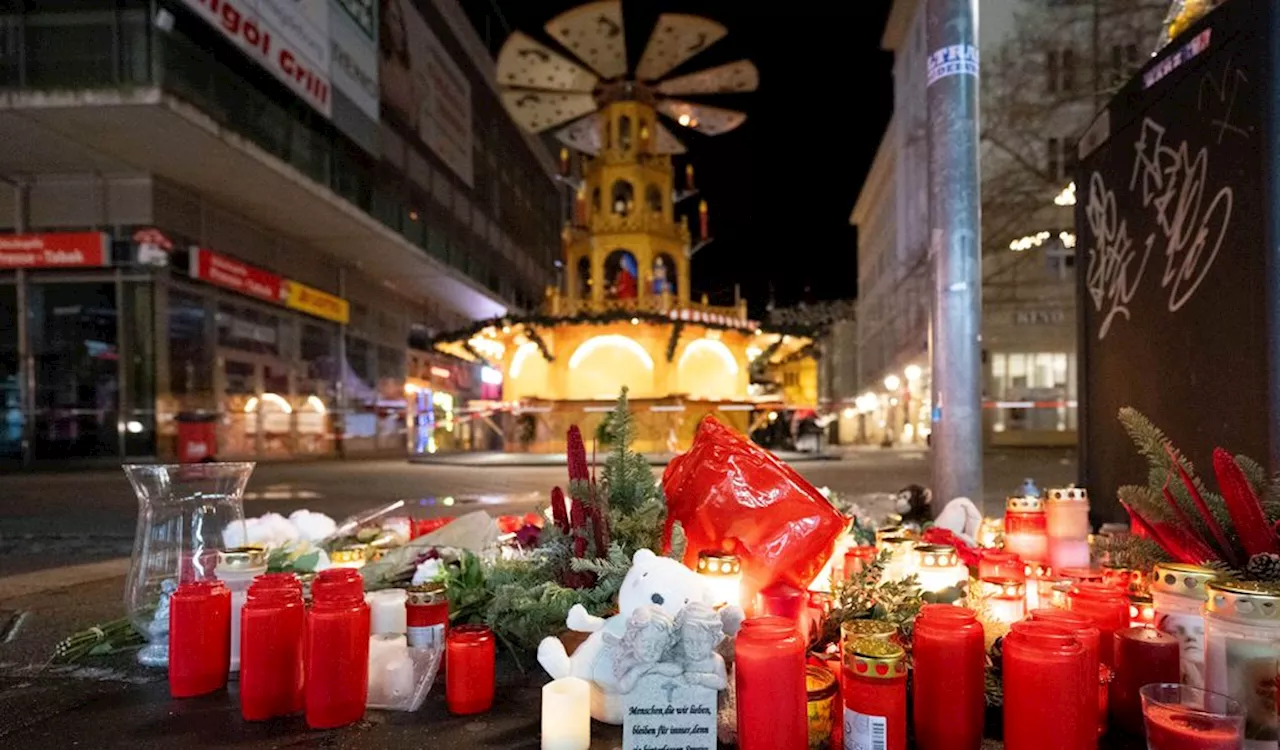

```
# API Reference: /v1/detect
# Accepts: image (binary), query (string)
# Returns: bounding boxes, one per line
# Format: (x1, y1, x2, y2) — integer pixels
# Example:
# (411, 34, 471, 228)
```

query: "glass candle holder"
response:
(842, 638, 908, 750)
(1203, 580, 1280, 749)
(1151, 563, 1218, 689)
(981, 577, 1027, 628)
(1141, 683, 1244, 750)
(841, 619, 897, 661)
(1069, 582, 1131, 666)
(1103, 564, 1149, 595)
(979, 549, 1024, 582)
(736, 616, 808, 750)
(406, 583, 449, 649)
(1045, 487, 1090, 539)
(697, 552, 744, 609)
(124, 462, 252, 668)
(876, 528, 916, 583)
(844, 545, 878, 578)
(913, 605, 985, 750)
(217, 546, 267, 674)
(1003, 496, 1048, 564)
(978, 516, 1003, 548)
(757, 581, 808, 640)
(1002, 621, 1092, 750)
(806, 665, 838, 750)
(1128, 593, 1155, 628)
(446, 625, 496, 716)
(914, 544, 968, 595)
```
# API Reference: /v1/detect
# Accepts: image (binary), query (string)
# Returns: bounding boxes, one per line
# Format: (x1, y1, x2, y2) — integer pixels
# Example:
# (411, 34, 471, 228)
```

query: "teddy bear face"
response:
(618, 548, 712, 621)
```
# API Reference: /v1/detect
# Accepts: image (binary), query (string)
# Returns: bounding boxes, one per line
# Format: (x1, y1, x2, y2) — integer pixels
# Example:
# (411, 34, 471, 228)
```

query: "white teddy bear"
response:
(537, 548, 744, 724)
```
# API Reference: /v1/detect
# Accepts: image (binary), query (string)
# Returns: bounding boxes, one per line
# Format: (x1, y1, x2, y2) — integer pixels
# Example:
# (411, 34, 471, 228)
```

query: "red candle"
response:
(406, 583, 449, 649)
(685, 163, 695, 191)
(240, 575, 305, 720)
(736, 616, 808, 750)
(1003, 621, 1092, 750)
(1030, 607, 1105, 742)
(305, 569, 370, 729)
(843, 637, 908, 750)
(979, 549, 1025, 581)
(1111, 628, 1180, 736)
(1145, 702, 1243, 750)
(844, 546, 877, 577)
(168, 580, 231, 698)
(446, 625, 496, 715)
(1068, 582, 1130, 666)
(758, 582, 809, 641)
(912, 605, 985, 750)
(698, 200, 709, 240)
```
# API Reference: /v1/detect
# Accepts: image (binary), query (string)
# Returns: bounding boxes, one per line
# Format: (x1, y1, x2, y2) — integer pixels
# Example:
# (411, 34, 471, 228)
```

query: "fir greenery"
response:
(818, 549, 924, 648)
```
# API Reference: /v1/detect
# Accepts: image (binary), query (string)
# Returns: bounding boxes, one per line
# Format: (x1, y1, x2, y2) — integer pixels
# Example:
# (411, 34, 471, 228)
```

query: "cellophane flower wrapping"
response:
(662, 416, 846, 594)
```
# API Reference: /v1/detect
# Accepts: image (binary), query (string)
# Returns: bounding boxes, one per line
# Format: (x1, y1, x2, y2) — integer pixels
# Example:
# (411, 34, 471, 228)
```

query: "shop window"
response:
(604, 249, 639, 299)
(217, 303, 281, 357)
(125, 281, 156, 457)
(645, 184, 663, 214)
(619, 115, 632, 152)
(0, 285, 20, 459)
(611, 180, 635, 217)
(169, 289, 212, 402)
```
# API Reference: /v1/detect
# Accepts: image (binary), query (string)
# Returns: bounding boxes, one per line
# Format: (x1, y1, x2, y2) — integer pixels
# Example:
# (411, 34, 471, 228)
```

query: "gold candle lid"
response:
(1151, 563, 1219, 600)
(844, 637, 906, 680)
(914, 544, 958, 568)
(1046, 487, 1088, 504)
(876, 526, 907, 543)
(407, 582, 447, 606)
(218, 546, 267, 570)
(1006, 495, 1043, 513)
(841, 619, 896, 642)
(695, 552, 741, 576)
(330, 545, 367, 565)
(1205, 580, 1280, 622)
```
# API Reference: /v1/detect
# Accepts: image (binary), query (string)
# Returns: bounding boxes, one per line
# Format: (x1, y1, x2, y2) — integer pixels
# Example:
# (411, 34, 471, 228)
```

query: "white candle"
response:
(542, 676, 591, 750)
(366, 588, 408, 635)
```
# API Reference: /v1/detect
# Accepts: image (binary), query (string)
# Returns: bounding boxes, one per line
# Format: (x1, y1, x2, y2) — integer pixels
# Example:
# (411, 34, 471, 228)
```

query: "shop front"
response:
(405, 350, 482, 455)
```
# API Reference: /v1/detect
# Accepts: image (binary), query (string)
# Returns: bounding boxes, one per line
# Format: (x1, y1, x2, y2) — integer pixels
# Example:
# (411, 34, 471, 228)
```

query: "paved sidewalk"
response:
(409, 448, 841, 466)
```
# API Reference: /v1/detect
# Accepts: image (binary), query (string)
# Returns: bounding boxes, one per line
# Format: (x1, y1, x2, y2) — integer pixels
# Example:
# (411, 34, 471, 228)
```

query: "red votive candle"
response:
(305, 569, 370, 729)
(844, 546, 877, 578)
(240, 575, 305, 720)
(1031, 607, 1105, 742)
(758, 582, 809, 641)
(406, 583, 449, 649)
(169, 580, 231, 698)
(1068, 582, 1130, 667)
(1003, 621, 1092, 750)
(843, 637, 908, 750)
(979, 549, 1025, 582)
(446, 625, 496, 715)
(913, 605, 985, 750)
(736, 616, 808, 750)
(1111, 628, 1180, 736)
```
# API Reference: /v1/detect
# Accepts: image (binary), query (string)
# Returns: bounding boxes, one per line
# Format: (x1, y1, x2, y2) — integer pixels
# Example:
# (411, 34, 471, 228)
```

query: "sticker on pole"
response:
(926, 44, 979, 86)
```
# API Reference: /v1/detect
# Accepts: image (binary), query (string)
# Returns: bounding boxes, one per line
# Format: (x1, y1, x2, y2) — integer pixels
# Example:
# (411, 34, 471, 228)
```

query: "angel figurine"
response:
(674, 602, 728, 690)
(608, 605, 683, 694)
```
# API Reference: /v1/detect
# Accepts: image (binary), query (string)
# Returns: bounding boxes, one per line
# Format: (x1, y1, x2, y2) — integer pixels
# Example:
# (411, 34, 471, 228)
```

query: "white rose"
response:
(410, 558, 443, 586)
(288, 510, 337, 542)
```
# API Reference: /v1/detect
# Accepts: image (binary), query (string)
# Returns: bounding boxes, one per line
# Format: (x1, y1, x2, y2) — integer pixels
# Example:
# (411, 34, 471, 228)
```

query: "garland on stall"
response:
(461, 340, 494, 370)
(522, 324, 555, 363)
(664, 321, 684, 362)
(1105, 407, 1280, 580)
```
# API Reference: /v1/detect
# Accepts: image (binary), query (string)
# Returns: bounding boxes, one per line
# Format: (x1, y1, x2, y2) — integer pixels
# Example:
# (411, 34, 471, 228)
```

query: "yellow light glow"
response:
(884, 374, 901, 391)
(678, 114, 692, 126)
(243, 393, 293, 414)
(678, 338, 739, 375)
(305, 395, 326, 414)
(630, 317, 639, 325)
(568, 335, 654, 371)
(243, 397, 258, 414)
(745, 346, 763, 362)
(905, 364, 922, 382)
(509, 342, 540, 379)
(469, 336, 506, 360)
(1054, 181, 1077, 206)
(842, 408, 856, 419)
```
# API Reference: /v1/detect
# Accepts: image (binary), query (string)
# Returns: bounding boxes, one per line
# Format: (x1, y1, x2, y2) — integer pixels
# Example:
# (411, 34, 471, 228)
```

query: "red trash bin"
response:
(176, 412, 219, 463)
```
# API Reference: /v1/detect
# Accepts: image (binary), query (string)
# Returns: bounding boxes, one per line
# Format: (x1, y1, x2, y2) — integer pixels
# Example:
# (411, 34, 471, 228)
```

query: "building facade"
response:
(0, 0, 559, 466)
(852, 0, 1165, 447)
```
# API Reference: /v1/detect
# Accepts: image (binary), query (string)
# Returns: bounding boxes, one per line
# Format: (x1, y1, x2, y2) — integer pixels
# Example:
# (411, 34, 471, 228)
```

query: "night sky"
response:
(468, 0, 895, 316)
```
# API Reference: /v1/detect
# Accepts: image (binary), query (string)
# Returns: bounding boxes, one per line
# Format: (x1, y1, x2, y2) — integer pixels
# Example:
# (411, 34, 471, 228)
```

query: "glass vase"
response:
(123, 462, 253, 667)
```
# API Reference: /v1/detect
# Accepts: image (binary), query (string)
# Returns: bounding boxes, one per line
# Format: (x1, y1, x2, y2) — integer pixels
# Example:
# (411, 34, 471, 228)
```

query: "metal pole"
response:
(925, 0, 983, 512)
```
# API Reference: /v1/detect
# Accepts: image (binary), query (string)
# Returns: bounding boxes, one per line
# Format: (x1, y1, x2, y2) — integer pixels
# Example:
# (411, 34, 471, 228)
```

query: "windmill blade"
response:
(652, 123, 687, 154)
(636, 13, 728, 82)
(656, 60, 759, 96)
(496, 31, 599, 92)
(501, 91, 598, 133)
(555, 113, 604, 154)
(658, 100, 747, 136)
(545, 1, 627, 81)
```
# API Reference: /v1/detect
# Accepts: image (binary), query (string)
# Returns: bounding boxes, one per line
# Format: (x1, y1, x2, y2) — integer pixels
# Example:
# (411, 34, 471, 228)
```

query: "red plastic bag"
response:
(662, 416, 846, 594)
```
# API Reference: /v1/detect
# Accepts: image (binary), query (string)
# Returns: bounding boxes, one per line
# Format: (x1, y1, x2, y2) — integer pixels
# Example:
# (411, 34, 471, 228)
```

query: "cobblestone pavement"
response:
(0, 448, 1075, 576)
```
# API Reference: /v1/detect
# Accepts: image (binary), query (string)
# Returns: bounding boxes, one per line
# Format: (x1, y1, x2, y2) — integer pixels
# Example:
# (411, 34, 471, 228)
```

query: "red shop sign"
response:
(189, 247, 285, 305)
(0, 232, 111, 268)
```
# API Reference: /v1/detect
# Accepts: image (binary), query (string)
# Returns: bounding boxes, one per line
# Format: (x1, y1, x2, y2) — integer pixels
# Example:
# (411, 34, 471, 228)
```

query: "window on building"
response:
(1060, 48, 1076, 93)
(645, 184, 662, 214)
(1045, 50, 1059, 94)
(610, 180, 635, 217)
(1046, 48, 1077, 95)
(618, 115, 632, 152)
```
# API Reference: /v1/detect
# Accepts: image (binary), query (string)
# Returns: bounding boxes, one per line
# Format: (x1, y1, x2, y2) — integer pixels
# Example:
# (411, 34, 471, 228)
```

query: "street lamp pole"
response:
(925, 0, 984, 511)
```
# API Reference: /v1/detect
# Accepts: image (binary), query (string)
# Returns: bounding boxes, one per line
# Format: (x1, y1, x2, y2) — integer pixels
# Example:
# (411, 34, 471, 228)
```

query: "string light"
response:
(1009, 231, 1052, 252)
(1054, 182, 1077, 206)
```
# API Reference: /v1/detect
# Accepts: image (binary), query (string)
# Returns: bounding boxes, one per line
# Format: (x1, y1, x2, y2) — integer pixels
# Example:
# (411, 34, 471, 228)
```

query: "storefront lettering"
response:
(1014, 310, 1067, 326)
(0, 232, 110, 267)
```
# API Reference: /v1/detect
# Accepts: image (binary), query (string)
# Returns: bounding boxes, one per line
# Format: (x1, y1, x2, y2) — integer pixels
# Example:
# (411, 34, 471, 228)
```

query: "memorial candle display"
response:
(1151, 563, 1218, 689)
(168, 580, 231, 698)
(305, 568, 370, 729)
(541, 677, 591, 750)
(1068, 582, 1130, 666)
(1110, 627, 1180, 736)
(1045, 487, 1091, 570)
(735, 616, 807, 750)
(912, 605, 985, 750)
(697, 552, 744, 610)
(216, 546, 266, 673)
(240, 574, 305, 720)
(446, 625, 497, 715)
(1003, 495, 1048, 564)
(406, 582, 449, 649)
(1002, 621, 1092, 750)
(842, 637, 907, 750)
(1203, 580, 1280, 750)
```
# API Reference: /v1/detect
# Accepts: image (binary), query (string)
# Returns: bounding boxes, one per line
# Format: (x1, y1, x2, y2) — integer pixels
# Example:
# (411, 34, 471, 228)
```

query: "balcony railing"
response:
(545, 291, 749, 325)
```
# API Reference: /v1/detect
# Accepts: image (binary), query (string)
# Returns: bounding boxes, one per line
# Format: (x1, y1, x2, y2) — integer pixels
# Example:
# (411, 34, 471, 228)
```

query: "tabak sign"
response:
(0, 232, 111, 268)
(189, 247, 349, 323)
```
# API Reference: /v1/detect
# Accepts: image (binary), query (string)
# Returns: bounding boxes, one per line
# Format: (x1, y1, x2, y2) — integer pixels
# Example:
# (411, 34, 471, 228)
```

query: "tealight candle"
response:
(913, 544, 968, 595)
(542, 676, 591, 750)
(697, 552, 744, 609)
(982, 577, 1027, 627)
